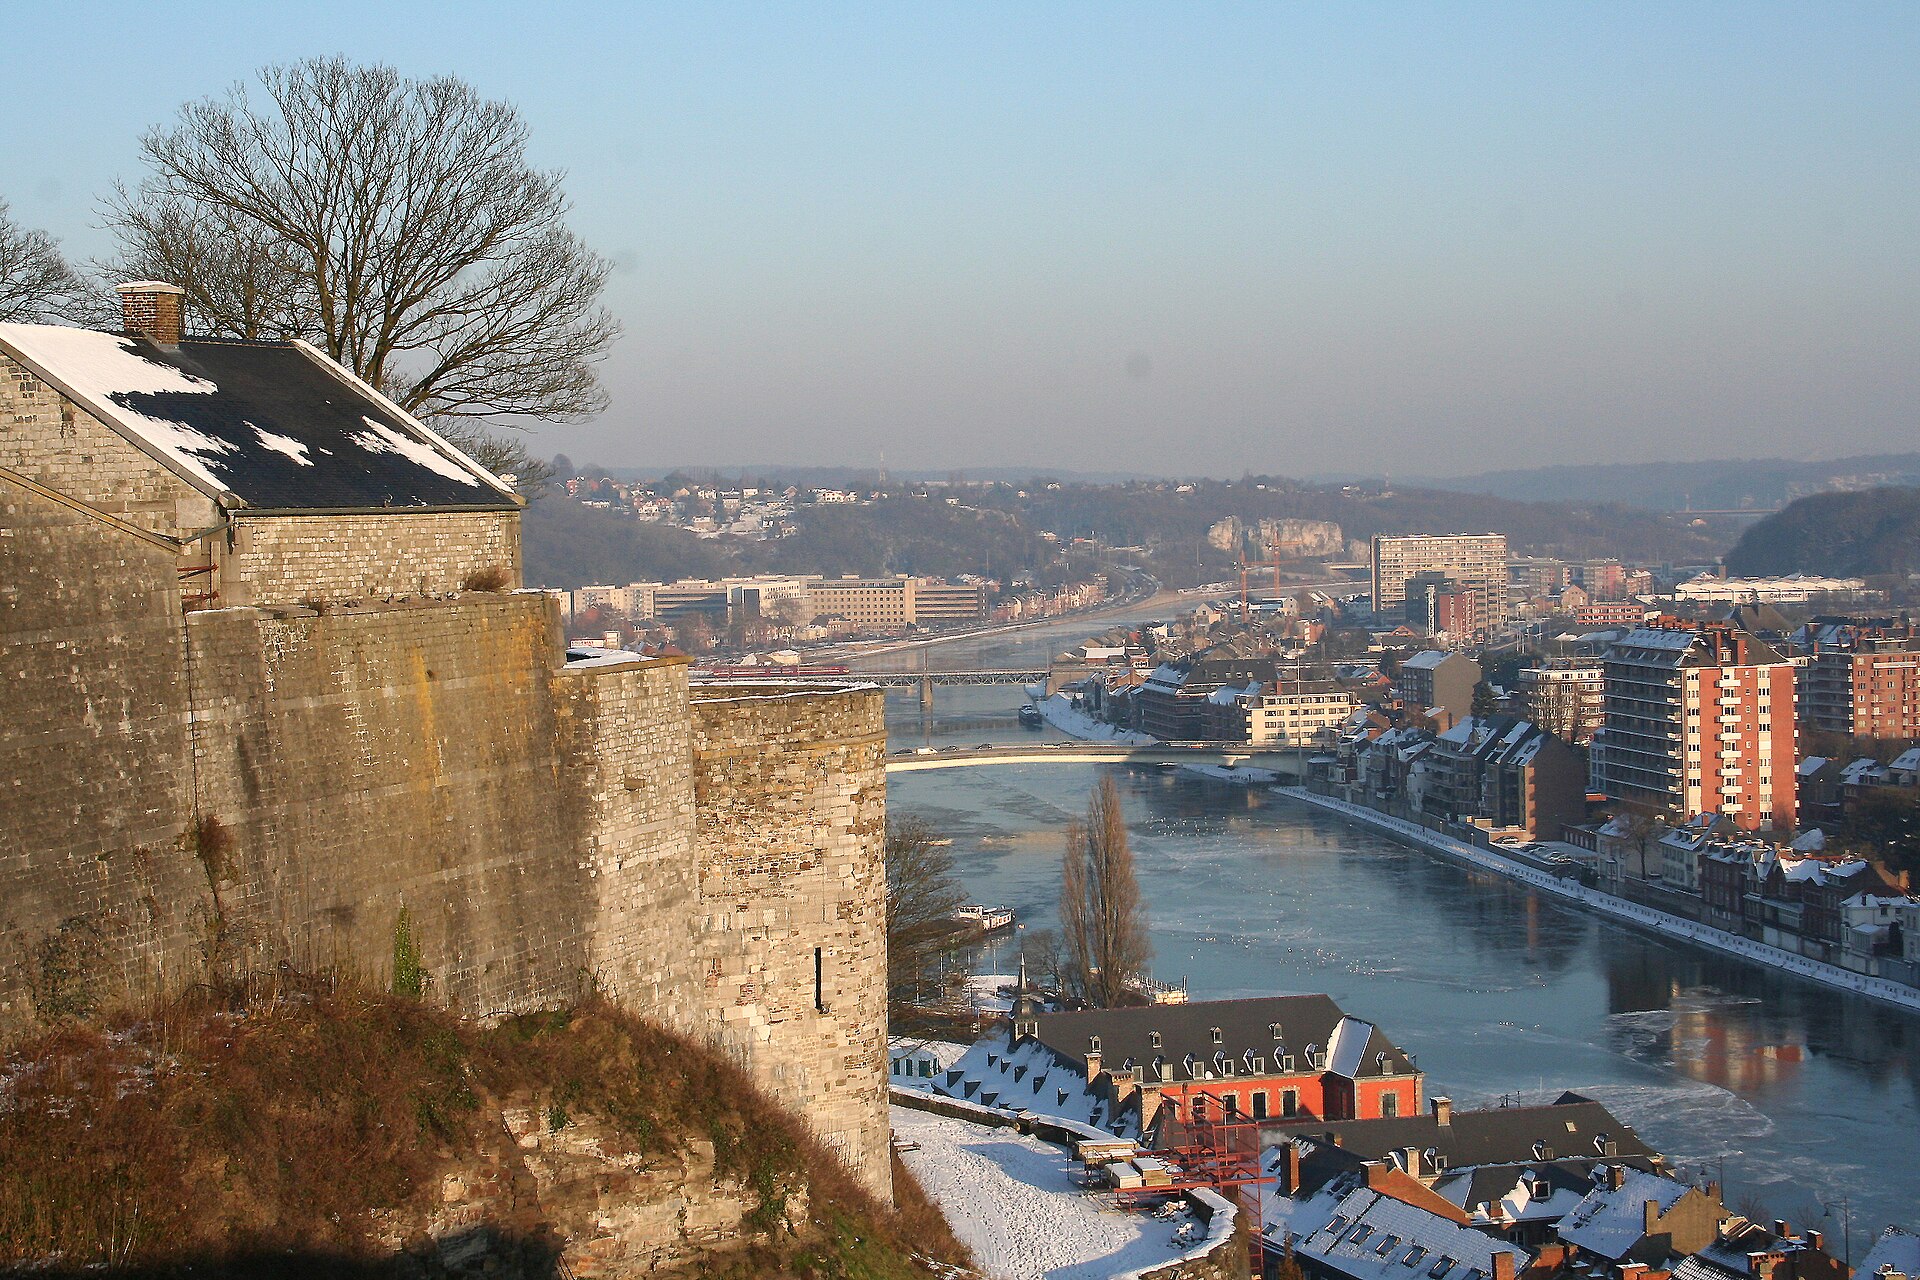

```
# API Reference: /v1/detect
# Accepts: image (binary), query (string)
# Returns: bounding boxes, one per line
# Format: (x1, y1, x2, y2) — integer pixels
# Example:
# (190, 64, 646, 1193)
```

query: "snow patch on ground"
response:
(891, 1105, 1186, 1280)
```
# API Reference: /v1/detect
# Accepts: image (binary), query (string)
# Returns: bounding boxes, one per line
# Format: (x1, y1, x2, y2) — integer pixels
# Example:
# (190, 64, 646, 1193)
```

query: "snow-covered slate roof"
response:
(0, 323, 515, 511)
(1556, 1167, 1690, 1261)
(1858, 1226, 1920, 1280)
(1401, 650, 1453, 671)
(926, 1035, 1140, 1139)
(1292, 1183, 1530, 1280)
(1841, 757, 1890, 785)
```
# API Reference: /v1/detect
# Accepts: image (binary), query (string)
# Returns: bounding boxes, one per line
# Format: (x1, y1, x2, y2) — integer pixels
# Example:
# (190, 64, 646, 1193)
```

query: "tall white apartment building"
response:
(1370, 533, 1510, 622)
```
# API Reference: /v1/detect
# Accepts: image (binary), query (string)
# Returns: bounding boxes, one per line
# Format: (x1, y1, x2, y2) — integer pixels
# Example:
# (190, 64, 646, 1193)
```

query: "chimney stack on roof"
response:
(116, 282, 186, 346)
(1431, 1095, 1452, 1126)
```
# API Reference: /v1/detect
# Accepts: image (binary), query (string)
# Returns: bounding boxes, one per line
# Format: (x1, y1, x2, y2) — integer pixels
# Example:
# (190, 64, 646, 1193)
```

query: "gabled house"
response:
(0, 283, 522, 607)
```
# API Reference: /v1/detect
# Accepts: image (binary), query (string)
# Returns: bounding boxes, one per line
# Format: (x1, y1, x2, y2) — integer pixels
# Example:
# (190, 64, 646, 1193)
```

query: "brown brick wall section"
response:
(183, 595, 601, 1013)
(690, 684, 892, 1202)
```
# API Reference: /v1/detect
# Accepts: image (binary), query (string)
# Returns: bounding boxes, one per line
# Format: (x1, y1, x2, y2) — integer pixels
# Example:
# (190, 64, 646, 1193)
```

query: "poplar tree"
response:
(1060, 777, 1151, 1008)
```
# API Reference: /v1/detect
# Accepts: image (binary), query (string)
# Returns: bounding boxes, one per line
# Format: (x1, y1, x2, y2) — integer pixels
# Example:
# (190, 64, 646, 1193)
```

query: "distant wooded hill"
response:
(1412, 454, 1920, 511)
(521, 474, 1739, 591)
(1723, 486, 1920, 579)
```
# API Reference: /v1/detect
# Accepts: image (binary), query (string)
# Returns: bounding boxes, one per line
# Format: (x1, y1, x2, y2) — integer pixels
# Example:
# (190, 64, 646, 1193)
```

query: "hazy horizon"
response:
(8, 3, 1917, 477)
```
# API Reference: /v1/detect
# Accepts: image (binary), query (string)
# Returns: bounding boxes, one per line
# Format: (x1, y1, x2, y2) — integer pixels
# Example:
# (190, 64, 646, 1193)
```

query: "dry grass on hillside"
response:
(0, 970, 972, 1279)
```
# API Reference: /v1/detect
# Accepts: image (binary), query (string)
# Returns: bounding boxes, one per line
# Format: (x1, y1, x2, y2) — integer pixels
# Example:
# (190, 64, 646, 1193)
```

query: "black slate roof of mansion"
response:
(1258, 1092, 1656, 1169)
(0, 323, 517, 512)
(1034, 995, 1416, 1080)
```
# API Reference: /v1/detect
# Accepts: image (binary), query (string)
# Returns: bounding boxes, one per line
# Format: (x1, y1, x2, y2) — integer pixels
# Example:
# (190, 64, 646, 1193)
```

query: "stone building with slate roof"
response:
(0, 283, 522, 607)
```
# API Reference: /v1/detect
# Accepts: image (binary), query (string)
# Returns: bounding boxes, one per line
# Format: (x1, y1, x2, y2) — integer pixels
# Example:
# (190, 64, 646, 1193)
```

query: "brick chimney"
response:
(116, 282, 186, 345)
(1281, 1141, 1301, 1193)
(1492, 1252, 1516, 1280)
(1608, 1164, 1627, 1191)
(1432, 1095, 1453, 1126)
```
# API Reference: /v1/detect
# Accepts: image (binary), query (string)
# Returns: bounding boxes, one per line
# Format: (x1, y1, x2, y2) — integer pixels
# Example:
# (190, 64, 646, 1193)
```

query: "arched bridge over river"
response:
(884, 741, 1311, 778)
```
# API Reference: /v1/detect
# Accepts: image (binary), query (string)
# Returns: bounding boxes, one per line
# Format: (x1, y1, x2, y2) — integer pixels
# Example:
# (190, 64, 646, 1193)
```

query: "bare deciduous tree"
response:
(1060, 777, 1151, 1008)
(0, 197, 102, 325)
(885, 816, 966, 1013)
(102, 57, 619, 428)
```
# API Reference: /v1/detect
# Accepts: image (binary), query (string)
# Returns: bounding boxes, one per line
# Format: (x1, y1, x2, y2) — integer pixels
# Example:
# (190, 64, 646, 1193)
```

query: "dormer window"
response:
(1210, 1027, 1224, 1045)
(1149, 1030, 1163, 1049)
(1089, 1035, 1102, 1053)
(1270, 1022, 1284, 1039)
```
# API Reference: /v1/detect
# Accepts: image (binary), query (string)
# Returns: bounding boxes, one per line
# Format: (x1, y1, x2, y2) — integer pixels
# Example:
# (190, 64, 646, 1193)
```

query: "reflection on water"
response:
(885, 684, 1920, 1238)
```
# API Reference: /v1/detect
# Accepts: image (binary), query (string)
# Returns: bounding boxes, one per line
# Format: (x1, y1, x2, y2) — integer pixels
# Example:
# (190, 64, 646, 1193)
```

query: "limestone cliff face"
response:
(1205, 515, 1344, 558)
(375, 1097, 802, 1278)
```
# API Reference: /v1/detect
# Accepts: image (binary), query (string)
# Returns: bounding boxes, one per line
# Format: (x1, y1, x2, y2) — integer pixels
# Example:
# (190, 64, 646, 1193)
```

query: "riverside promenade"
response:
(1277, 786, 1920, 1017)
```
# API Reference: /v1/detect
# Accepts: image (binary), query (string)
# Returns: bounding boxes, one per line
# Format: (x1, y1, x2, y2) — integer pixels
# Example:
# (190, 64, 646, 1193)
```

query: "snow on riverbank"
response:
(891, 1105, 1187, 1280)
(1034, 694, 1155, 744)
(1181, 763, 1278, 784)
(1279, 787, 1920, 1017)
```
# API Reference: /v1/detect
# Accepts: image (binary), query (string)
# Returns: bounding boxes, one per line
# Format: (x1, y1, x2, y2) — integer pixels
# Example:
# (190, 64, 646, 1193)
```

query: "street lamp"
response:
(1821, 1194, 1851, 1266)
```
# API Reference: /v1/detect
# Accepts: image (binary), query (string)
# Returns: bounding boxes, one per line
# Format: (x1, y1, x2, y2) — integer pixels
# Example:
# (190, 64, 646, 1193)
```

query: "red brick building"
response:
(1595, 621, 1796, 832)
(1016, 995, 1423, 1138)
(1795, 617, 1920, 739)
(1574, 601, 1648, 629)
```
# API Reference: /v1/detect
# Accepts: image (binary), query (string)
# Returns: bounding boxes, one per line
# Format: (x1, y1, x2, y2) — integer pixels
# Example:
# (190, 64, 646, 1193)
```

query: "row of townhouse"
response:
(1795, 748, 1920, 827)
(1315, 713, 1588, 842)
(1587, 817, 1919, 981)
(1134, 654, 1358, 743)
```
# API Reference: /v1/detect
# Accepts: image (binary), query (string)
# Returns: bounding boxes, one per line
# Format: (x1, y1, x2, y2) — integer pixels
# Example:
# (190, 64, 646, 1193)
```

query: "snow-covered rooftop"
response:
(0, 323, 515, 511)
(1556, 1167, 1690, 1261)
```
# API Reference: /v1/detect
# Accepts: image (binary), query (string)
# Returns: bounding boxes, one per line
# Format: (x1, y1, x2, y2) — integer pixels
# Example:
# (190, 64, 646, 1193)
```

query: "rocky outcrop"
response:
(373, 1096, 803, 1277)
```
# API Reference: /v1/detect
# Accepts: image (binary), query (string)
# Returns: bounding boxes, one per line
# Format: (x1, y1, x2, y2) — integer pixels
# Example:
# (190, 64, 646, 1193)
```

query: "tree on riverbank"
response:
(1060, 777, 1151, 1008)
(886, 816, 966, 1017)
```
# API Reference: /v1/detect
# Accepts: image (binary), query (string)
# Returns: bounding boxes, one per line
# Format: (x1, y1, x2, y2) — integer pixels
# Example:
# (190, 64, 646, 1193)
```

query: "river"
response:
(875, 610, 1920, 1245)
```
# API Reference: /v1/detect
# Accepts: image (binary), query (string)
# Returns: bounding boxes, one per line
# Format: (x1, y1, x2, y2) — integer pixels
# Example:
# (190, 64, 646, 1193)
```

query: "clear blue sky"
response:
(6, 2, 1916, 478)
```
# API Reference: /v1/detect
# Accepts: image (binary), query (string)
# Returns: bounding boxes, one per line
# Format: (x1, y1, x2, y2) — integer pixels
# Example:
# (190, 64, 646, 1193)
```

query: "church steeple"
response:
(1010, 955, 1042, 1041)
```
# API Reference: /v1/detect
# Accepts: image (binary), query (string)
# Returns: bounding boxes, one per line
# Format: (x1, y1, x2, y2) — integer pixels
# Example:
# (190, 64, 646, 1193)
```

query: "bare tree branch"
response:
(0, 197, 106, 326)
(885, 816, 967, 1011)
(100, 57, 620, 427)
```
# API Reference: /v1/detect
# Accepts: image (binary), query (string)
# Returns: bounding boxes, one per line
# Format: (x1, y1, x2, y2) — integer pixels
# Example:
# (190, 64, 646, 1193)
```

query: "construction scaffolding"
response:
(1114, 1089, 1275, 1277)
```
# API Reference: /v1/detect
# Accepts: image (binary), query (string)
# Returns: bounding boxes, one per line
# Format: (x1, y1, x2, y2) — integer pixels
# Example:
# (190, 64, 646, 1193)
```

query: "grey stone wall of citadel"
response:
(689, 685, 892, 1202)
(2, 509, 894, 1202)
(0, 474, 204, 1028)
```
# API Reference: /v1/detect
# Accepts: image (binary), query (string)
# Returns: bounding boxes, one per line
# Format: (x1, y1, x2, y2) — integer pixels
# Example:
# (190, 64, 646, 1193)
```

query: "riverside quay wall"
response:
(0, 469, 891, 1198)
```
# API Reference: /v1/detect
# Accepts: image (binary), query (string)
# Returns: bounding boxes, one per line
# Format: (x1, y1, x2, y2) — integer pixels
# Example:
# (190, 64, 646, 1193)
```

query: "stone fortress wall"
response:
(0, 474, 892, 1199)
